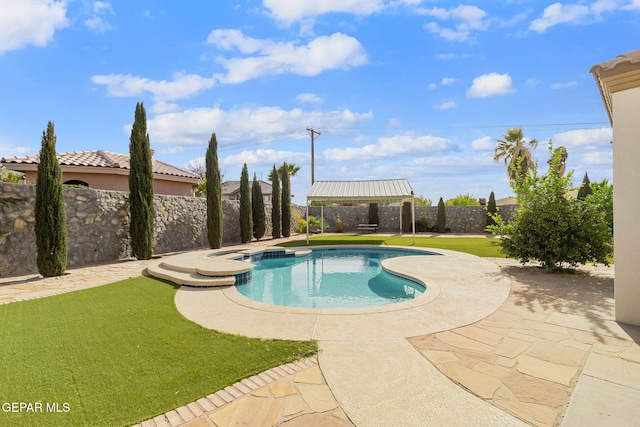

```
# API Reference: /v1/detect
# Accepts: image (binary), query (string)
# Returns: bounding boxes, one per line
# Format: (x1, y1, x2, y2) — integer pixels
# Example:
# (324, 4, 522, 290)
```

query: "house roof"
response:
(222, 180, 273, 195)
(1, 150, 199, 180)
(307, 179, 414, 203)
(590, 49, 640, 126)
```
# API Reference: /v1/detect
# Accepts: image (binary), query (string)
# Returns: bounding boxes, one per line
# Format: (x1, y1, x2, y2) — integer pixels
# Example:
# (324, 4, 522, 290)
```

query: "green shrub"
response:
(586, 179, 613, 234)
(271, 164, 281, 238)
(486, 191, 497, 227)
(281, 162, 291, 237)
(128, 102, 154, 260)
(445, 193, 479, 206)
(437, 197, 446, 232)
(35, 121, 67, 277)
(368, 203, 379, 225)
(488, 143, 612, 270)
(206, 133, 223, 248)
(252, 173, 266, 240)
(239, 164, 252, 243)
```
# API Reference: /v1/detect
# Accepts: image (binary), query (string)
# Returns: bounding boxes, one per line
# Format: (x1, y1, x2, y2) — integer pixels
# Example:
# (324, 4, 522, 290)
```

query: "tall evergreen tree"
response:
(129, 102, 154, 260)
(486, 191, 497, 227)
(35, 121, 67, 277)
(271, 164, 281, 238)
(577, 172, 592, 200)
(239, 164, 253, 243)
(281, 162, 291, 237)
(252, 174, 266, 240)
(206, 133, 223, 248)
(437, 197, 446, 233)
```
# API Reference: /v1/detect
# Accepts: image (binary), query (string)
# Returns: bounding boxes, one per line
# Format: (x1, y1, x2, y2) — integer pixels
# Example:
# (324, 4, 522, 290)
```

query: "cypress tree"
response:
(281, 162, 291, 237)
(206, 133, 223, 248)
(35, 121, 67, 277)
(239, 164, 253, 243)
(577, 172, 592, 200)
(486, 191, 497, 227)
(437, 197, 446, 233)
(402, 201, 412, 233)
(252, 173, 266, 240)
(271, 164, 281, 238)
(368, 203, 379, 225)
(129, 102, 154, 260)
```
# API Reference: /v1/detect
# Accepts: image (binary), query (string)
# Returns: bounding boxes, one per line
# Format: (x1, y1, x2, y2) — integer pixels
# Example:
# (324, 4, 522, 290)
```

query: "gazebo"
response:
(305, 179, 415, 243)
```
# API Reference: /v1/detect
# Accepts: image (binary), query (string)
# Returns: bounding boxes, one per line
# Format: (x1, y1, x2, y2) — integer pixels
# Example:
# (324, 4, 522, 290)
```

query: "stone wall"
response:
(0, 184, 294, 277)
(307, 204, 517, 234)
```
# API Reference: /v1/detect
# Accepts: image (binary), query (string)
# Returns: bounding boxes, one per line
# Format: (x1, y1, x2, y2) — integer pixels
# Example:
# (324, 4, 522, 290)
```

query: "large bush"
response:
(445, 193, 479, 206)
(35, 121, 67, 277)
(252, 173, 266, 240)
(488, 143, 612, 270)
(239, 164, 252, 243)
(586, 179, 613, 234)
(437, 197, 446, 232)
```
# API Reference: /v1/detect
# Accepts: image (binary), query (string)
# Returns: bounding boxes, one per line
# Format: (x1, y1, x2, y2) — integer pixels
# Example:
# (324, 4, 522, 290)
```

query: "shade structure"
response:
(305, 179, 415, 243)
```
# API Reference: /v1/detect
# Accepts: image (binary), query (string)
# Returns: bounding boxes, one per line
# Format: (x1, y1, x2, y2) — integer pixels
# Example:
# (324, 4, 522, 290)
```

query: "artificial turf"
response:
(0, 276, 316, 426)
(278, 235, 506, 258)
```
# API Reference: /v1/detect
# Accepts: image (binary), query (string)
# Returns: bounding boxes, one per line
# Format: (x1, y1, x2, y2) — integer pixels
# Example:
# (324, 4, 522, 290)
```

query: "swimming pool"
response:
(235, 247, 431, 309)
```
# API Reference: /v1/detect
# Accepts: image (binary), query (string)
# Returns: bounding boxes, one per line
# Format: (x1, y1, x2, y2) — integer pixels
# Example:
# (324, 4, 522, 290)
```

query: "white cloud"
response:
(262, 0, 387, 24)
(580, 150, 612, 166)
(0, 0, 69, 54)
(0, 143, 33, 158)
(529, 1, 621, 33)
(146, 105, 373, 147)
(441, 77, 458, 85)
(296, 93, 324, 104)
(552, 127, 612, 149)
(84, 1, 114, 34)
(421, 5, 490, 41)
(471, 136, 492, 150)
(434, 100, 456, 110)
(91, 72, 216, 101)
(207, 31, 368, 84)
(467, 72, 515, 98)
(551, 81, 578, 89)
(323, 134, 456, 161)
(223, 149, 309, 167)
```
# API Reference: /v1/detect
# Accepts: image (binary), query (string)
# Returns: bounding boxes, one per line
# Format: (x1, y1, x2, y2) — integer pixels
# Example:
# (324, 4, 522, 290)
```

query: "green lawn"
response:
(0, 277, 316, 426)
(279, 235, 506, 258)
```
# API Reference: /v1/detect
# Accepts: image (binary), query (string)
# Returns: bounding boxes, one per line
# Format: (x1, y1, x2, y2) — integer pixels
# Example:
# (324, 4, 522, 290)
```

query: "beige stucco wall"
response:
(21, 170, 194, 196)
(612, 86, 640, 326)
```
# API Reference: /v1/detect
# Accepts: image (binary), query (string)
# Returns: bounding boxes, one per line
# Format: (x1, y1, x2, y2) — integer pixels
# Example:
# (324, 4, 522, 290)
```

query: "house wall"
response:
(21, 170, 194, 196)
(612, 86, 640, 325)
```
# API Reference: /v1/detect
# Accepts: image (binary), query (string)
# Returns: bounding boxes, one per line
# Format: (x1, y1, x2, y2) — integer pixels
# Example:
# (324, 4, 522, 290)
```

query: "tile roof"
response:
(307, 179, 414, 202)
(1, 150, 199, 180)
(222, 180, 273, 195)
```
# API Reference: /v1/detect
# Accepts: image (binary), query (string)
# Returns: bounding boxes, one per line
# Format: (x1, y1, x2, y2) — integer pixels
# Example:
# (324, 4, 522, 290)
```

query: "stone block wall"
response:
(0, 184, 293, 277)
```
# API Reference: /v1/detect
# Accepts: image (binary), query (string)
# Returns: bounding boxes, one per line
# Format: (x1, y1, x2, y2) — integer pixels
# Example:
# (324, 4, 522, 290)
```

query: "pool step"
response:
(147, 261, 235, 287)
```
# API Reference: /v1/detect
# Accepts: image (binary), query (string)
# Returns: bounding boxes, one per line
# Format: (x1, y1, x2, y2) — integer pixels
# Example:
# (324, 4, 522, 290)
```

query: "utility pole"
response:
(307, 127, 320, 185)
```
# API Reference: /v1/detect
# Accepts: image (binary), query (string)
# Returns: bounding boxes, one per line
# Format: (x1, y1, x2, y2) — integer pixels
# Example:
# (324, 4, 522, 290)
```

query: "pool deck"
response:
(1, 234, 638, 426)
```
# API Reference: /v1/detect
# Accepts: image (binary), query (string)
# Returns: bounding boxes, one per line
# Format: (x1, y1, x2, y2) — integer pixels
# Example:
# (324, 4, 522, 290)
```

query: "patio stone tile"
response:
(527, 340, 589, 366)
(582, 353, 640, 389)
(181, 419, 209, 427)
(482, 309, 523, 327)
(474, 360, 510, 377)
(196, 397, 216, 412)
(495, 400, 559, 427)
(140, 420, 154, 427)
(535, 330, 570, 342)
(258, 371, 275, 383)
(297, 384, 338, 412)
(502, 371, 569, 406)
(331, 409, 350, 422)
(280, 413, 346, 427)
(454, 324, 503, 346)
(186, 402, 205, 418)
(249, 374, 268, 387)
(223, 385, 244, 399)
(208, 396, 282, 427)
(451, 347, 499, 364)
(251, 386, 272, 398)
(215, 389, 235, 403)
(517, 355, 579, 386)
(294, 365, 323, 384)
(494, 384, 515, 400)
(152, 415, 171, 427)
(282, 394, 308, 417)
(273, 366, 289, 377)
(507, 331, 539, 343)
(164, 410, 184, 427)
(232, 381, 252, 394)
(620, 347, 640, 363)
(494, 337, 531, 358)
(175, 406, 195, 422)
(409, 334, 452, 351)
(496, 356, 517, 368)
(559, 338, 593, 352)
(422, 349, 461, 365)
(205, 393, 226, 407)
(435, 331, 494, 353)
(265, 368, 283, 380)
(270, 378, 297, 397)
(444, 363, 502, 399)
(240, 377, 260, 390)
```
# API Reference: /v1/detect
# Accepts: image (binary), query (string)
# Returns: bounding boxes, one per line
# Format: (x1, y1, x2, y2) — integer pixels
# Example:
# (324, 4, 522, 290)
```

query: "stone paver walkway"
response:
(131, 356, 353, 427)
(410, 259, 640, 426)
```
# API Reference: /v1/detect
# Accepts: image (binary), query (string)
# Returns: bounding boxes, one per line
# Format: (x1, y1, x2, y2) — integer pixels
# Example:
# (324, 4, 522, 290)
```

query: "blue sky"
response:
(1, 1, 636, 204)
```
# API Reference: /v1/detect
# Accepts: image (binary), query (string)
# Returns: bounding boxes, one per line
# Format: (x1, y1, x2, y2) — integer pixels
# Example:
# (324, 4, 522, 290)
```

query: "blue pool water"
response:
(235, 248, 429, 309)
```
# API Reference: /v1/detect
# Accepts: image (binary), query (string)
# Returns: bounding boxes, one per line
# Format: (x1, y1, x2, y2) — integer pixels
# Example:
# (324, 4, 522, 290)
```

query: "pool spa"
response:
(236, 247, 433, 309)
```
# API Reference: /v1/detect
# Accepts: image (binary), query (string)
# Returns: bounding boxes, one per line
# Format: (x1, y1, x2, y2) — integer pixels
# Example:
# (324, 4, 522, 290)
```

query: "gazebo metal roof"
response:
(307, 179, 414, 203)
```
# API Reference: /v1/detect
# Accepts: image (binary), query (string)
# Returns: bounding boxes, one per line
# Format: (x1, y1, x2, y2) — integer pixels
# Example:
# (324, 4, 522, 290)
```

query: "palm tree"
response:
(267, 163, 300, 182)
(493, 127, 539, 180)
